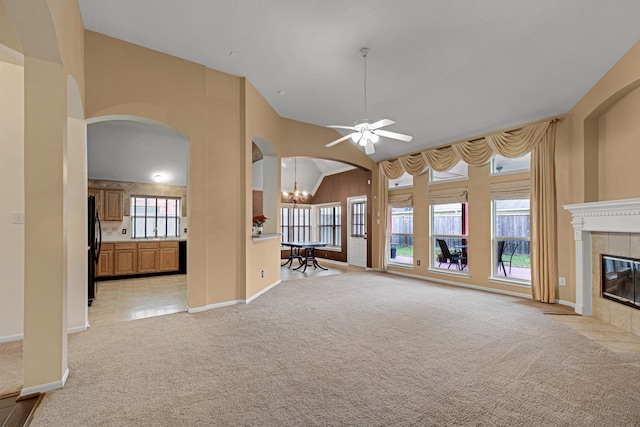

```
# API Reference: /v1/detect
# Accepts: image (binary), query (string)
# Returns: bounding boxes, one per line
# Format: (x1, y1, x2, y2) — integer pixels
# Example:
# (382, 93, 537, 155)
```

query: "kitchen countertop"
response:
(102, 238, 187, 243)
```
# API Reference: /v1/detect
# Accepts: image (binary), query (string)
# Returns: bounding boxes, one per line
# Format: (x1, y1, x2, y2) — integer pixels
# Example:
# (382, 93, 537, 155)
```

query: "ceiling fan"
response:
(325, 48, 413, 155)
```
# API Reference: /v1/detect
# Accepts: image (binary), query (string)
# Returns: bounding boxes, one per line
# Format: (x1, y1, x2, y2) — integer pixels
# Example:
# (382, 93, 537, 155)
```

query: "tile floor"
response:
(89, 274, 187, 326)
(549, 314, 640, 353)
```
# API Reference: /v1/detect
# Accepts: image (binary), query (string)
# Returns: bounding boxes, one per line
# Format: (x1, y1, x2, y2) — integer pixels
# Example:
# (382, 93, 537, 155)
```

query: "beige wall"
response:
(598, 86, 640, 200)
(0, 59, 24, 340)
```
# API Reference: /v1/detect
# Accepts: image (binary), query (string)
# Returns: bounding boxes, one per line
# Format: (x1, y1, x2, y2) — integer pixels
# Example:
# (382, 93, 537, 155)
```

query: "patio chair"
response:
(497, 241, 518, 276)
(437, 239, 462, 270)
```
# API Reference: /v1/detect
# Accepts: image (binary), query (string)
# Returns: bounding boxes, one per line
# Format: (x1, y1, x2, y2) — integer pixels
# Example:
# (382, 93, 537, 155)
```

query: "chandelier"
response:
(282, 158, 308, 208)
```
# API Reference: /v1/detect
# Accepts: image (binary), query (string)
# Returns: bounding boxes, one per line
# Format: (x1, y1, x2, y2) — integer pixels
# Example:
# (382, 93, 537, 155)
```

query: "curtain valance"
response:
(428, 187, 468, 205)
(379, 121, 552, 179)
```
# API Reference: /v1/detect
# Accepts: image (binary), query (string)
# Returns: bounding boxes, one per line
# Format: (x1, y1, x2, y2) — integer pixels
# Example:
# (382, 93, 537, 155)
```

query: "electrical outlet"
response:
(261, 270, 264, 278)
(122, 228, 127, 234)
(417, 260, 421, 266)
(559, 277, 566, 286)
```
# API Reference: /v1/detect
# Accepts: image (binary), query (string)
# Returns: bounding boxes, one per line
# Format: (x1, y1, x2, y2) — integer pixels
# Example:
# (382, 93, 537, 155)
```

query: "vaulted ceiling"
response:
(78, 0, 640, 162)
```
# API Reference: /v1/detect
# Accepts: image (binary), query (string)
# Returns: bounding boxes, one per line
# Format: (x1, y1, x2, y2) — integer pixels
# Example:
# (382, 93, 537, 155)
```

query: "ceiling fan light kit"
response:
(325, 48, 412, 155)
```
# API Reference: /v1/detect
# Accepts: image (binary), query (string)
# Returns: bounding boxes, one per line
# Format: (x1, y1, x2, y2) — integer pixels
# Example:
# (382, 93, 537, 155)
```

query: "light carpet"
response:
(22, 272, 640, 425)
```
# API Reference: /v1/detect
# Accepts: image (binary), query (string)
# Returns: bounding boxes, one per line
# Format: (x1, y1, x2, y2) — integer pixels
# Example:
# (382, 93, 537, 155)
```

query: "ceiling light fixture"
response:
(282, 158, 308, 208)
(153, 174, 164, 183)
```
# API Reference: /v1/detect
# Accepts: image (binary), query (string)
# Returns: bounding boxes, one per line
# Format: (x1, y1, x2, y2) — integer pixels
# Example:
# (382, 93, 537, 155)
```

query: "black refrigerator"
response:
(88, 195, 102, 306)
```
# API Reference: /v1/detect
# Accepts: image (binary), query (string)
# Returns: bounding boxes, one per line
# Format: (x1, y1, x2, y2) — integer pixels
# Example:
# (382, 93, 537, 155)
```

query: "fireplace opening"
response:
(602, 254, 640, 309)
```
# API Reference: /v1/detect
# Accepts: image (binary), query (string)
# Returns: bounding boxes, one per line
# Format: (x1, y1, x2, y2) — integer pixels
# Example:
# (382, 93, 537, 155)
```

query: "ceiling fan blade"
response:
(369, 119, 395, 129)
(364, 142, 375, 155)
(325, 133, 357, 147)
(328, 125, 359, 131)
(374, 129, 413, 142)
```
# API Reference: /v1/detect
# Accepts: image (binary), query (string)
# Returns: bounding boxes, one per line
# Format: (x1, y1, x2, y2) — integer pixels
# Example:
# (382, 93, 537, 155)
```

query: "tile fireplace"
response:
(564, 198, 640, 337)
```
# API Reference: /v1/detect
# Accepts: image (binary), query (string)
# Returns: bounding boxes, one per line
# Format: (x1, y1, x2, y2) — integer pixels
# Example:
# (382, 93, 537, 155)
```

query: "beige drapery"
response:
(377, 165, 390, 270)
(377, 119, 558, 301)
(530, 122, 557, 303)
(379, 121, 552, 177)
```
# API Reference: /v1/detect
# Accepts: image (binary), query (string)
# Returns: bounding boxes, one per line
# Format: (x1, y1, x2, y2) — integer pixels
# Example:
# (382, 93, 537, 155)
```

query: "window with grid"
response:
(318, 204, 341, 247)
(351, 201, 365, 237)
(131, 196, 181, 239)
(280, 206, 311, 242)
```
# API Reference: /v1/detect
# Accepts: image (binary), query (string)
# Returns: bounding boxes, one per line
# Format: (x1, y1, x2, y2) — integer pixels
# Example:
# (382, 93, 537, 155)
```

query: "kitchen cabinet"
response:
(137, 242, 160, 273)
(96, 243, 114, 277)
(96, 240, 183, 279)
(114, 243, 137, 276)
(88, 188, 124, 221)
(159, 241, 179, 272)
(88, 188, 104, 220)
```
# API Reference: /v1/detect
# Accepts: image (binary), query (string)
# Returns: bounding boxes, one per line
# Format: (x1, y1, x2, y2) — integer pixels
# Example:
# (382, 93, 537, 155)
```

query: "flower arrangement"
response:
(252, 215, 268, 227)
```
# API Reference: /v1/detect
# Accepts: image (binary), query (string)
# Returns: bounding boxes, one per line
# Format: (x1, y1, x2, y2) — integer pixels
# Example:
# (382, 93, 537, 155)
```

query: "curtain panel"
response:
(530, 122, 558, 303)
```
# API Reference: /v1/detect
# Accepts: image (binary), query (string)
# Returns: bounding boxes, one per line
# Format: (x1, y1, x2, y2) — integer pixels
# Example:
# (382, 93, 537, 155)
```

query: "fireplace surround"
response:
(564, 198, 640, 337)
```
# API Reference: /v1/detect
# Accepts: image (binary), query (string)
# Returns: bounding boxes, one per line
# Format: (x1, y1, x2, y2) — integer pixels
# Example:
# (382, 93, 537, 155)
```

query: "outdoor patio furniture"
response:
(437, 239, 462, 270)
(497, 241, 518, 276)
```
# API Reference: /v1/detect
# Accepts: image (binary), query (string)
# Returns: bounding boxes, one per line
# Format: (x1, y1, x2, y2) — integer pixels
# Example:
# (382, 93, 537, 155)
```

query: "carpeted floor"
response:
(17, 272, 640, 425)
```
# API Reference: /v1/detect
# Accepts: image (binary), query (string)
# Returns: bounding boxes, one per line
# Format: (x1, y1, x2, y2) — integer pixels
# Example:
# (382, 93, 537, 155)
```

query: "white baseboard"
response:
(386, 269, 533, 300)
(0, 322, 89, 342)
(187, 279, 282, 313)
(0, 333, 23, 343)
(68, 322, 89, 334)
(20, 368, 69, 396)
(246, 280, 281, 304)
(187, 300, 244, 313)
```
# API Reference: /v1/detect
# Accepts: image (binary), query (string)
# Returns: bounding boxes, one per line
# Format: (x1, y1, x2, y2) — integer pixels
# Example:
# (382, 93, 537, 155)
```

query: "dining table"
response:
(281, 241, 329, 273)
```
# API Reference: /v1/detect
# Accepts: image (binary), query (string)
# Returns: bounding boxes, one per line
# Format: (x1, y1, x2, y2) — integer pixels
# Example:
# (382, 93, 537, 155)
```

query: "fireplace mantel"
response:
(563, 198, 640, 315)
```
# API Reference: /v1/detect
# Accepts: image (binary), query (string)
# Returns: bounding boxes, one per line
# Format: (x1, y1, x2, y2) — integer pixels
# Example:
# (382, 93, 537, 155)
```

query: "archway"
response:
(86, 116, 189, 325)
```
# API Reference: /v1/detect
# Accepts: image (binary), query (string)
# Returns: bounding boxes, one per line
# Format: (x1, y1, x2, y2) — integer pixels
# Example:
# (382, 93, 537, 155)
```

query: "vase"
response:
(253, 226, 263, 235)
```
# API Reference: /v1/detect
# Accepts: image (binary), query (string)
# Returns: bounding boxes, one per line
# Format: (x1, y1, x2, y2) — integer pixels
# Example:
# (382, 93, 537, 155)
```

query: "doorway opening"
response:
(86, 117, 189, 326)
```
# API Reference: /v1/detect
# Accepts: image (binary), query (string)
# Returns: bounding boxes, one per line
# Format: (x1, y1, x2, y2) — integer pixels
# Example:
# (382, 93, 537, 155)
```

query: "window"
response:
(430, 160, 468, 183)
(351, 201, 365, 237)
(318, 204, 341, 247)
(493, 199, 530, 282)
(492, 153, 530, 174)
(281, 206, 311, 242)
(131, 196, 181, 239)
(388, 172, 413, 189)
(388, 206, 413, 265)
(431, 203, 468, 271)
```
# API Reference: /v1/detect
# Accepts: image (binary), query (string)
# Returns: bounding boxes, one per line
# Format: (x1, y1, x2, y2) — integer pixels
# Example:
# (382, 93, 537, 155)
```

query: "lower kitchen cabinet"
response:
(159, 241, 179, 272)
(96, 240, 182, 279)
(96, 243, 114, 277)
(137, 242, 160, 273)
(114, 243, 138, 276)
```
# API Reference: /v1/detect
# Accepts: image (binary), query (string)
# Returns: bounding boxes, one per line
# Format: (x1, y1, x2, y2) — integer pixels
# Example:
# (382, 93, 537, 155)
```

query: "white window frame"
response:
(491, 199, 531, 286)
(490, 153, 531, 176)
(430, 202, 468, 274)
(316, 202, 342, 251)
(387, 205, 414, 268)
(131, 196, 181, 239)
(429, 160, 468, 184)
(280, 204, 312, 245)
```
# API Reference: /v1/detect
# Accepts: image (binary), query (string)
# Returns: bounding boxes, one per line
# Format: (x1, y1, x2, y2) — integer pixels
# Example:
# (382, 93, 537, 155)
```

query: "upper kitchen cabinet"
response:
(89, 187, 124, 221)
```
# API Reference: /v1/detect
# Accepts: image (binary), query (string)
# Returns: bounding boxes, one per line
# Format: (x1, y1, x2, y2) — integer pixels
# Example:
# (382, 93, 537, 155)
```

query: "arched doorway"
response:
(86, 116, 189, 325)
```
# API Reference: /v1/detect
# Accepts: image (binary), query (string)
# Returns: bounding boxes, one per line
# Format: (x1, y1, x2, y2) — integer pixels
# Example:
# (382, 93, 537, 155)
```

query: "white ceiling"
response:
(78, 0, 640, 162)
(87, 120, 189, 186)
